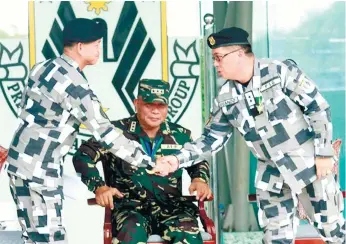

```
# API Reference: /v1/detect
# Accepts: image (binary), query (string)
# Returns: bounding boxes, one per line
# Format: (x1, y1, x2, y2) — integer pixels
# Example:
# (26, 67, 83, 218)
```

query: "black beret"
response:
(207, 27, 250, 49)
(63, 18, 106, 45)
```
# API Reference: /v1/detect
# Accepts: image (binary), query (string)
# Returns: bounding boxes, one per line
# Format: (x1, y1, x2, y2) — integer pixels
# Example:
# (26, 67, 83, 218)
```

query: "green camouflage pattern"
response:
(137, 79, 170, 104)
(111, 208, 203, 244)
(73, 115, 209, 243)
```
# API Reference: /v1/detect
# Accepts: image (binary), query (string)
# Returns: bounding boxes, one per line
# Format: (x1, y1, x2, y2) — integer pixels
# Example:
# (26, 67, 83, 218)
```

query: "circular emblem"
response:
(208, 36, 216, 46)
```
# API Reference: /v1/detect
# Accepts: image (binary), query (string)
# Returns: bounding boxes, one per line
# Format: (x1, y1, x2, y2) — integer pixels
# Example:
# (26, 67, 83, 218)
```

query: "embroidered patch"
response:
(161, 144, 182, 150)
(219, 97, 238, 107)
(260, 78, 281, 92)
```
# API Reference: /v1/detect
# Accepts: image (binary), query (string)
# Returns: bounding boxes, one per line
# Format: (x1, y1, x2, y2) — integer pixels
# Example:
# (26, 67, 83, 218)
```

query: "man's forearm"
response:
(310, 108, 333, 157)
(175, 129, 232, 168)
(188, 161, 210, 184)
(81, 175, 106, 193)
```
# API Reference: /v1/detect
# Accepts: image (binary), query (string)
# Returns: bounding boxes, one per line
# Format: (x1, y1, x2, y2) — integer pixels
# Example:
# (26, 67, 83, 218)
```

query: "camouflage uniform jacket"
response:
(73, 115, 210, 213)
(5, 54, 151, 188)
(175, 58, 333, 194)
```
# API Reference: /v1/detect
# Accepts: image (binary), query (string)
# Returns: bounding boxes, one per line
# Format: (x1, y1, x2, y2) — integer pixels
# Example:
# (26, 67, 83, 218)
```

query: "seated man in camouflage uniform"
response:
(73, 79, 212, 244)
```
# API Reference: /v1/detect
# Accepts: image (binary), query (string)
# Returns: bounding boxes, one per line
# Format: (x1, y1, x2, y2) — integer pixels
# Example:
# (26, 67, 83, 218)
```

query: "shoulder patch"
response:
(111, 118, 127, 130)
(282, 58, 297, 67)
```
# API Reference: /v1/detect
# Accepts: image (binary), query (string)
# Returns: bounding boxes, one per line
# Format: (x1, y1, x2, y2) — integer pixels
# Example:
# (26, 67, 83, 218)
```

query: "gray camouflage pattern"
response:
(6, 54, 151, 188)
(176, 58, 333, 194)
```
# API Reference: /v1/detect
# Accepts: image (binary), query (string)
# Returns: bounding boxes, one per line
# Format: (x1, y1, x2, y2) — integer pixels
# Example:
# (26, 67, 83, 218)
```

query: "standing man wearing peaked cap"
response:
(5, 18, 152, 244)
(154, 27, 346, 243)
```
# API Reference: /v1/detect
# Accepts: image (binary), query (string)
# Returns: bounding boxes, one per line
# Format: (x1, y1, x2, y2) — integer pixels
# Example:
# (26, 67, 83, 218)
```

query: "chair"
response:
(87, 159, 216, 244)
(87, 196, 215, 244)
(248, 139, 345, 244)
(0, 145, 8, 171)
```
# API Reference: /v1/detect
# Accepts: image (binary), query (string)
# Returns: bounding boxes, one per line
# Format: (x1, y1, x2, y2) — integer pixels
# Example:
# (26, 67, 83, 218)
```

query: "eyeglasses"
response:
(212, 48, 242, 62)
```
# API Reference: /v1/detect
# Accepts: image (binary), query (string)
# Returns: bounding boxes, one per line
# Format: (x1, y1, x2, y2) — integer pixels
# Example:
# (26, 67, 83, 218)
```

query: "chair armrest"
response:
(247, 193, 256, 203)
(0, 146, 8, 171)
(87, 198, 112, 244)
(181, 195, 213, 202)
(197, 195, 216, 241)
(87, 198, 97, 205)
(87, 198, 112, 224)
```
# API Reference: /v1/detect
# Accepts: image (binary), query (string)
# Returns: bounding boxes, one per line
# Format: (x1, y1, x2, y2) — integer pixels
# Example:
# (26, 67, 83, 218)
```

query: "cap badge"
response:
(208, 36, 216, 46)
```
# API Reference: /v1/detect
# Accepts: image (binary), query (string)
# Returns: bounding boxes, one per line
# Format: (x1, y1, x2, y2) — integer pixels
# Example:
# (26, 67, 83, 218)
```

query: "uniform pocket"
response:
(29, 185, 64, 229)
(324, 174, 344, 213)
(261, 78, 289, 121)
(221, 104, 241, 128)
(91, 99, 109, 123)
(217, 92, 241, 125)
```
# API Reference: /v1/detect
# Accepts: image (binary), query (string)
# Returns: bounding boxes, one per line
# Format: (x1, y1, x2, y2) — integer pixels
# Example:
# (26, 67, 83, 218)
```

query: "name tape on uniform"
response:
(161, 144, 182, 150)
(218, 97, 239, 107)
(260, 77, 281, 92)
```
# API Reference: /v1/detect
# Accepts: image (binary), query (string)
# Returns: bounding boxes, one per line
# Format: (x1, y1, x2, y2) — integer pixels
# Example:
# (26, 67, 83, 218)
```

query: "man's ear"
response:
(238, 48, 244, 57)
(133, 99, 138, 112)
(76, 42, 83, 55)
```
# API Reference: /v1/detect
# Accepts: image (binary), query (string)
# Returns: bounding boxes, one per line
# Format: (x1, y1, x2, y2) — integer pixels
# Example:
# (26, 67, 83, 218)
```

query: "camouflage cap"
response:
(137, 79, 170, 104)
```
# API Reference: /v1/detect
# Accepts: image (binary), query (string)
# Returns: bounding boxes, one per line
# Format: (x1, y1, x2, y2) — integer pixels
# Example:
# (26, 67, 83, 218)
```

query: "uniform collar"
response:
(61, 53, 82, 73)
(233, 58, 261, 94)
(250, 58, 262, 90)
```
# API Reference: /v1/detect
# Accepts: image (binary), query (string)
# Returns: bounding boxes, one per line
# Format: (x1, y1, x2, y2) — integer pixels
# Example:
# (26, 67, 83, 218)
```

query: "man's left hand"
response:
(189, 178, 212, 201)
(316, 157, 334, 179)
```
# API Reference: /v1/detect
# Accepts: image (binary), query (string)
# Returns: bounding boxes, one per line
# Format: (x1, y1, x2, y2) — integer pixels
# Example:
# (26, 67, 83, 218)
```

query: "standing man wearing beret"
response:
(154, 27, 345, 243)
(5, 18, 152, 244)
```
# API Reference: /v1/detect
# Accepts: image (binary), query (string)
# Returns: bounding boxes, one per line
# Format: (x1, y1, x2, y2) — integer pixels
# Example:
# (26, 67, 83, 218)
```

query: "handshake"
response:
(149, 155, 180, 176)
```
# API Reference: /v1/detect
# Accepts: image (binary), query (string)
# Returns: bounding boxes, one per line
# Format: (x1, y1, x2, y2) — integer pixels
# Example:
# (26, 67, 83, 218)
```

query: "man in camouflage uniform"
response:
(73, 79, 211, 244)
(155, 27, 345, 243)
(5, 18, 151, 244)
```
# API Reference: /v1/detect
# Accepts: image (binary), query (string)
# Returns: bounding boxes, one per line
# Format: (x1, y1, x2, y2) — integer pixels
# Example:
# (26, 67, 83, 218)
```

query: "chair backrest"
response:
(101, 159, 110, 185)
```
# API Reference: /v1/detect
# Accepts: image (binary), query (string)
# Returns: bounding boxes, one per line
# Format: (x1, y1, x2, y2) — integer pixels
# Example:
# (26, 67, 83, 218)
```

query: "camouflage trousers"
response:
(111, 207, 203, 244)
(257, 174, 345, 244)
(8, 174, 67, 244)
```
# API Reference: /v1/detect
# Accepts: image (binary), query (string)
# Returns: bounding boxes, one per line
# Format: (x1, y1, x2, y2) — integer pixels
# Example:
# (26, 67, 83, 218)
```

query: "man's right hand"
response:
(95, 186, 124, 209)
(153, 155, 179, 176)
